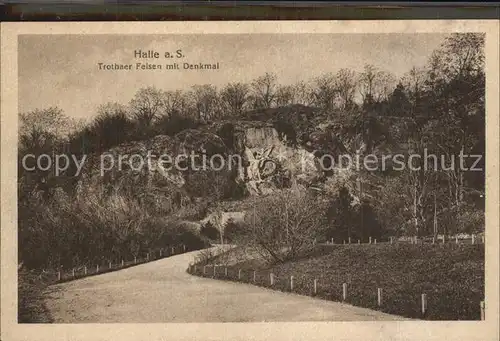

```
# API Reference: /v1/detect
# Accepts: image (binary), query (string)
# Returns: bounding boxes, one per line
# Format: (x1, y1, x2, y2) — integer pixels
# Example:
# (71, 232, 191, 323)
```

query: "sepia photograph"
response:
(1, 20, 499, 341)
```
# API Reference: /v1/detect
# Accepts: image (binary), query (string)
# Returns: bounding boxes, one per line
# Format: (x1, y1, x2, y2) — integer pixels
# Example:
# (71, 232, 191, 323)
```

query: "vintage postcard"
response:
(1, 20, 499, 341)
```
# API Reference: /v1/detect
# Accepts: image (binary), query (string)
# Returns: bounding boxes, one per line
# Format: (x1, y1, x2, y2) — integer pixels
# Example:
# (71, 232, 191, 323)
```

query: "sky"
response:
(18, 33, 449, 121)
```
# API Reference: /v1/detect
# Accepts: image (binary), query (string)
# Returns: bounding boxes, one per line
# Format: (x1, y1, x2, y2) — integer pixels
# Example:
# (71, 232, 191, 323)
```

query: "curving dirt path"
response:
(44, 249, 410, 322)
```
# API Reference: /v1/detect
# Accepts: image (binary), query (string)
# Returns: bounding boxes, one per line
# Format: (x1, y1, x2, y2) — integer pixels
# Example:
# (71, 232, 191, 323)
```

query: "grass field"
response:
(190, 243, 484, 320)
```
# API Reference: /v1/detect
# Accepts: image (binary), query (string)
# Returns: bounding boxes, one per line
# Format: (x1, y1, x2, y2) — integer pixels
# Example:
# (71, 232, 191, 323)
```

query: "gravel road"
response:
(44, 249, 409, 322)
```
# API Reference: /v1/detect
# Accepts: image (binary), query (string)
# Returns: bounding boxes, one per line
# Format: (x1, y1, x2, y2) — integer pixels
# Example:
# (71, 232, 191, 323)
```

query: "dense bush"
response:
(239, 187, 328, 264)
(18, 185, 205, 270)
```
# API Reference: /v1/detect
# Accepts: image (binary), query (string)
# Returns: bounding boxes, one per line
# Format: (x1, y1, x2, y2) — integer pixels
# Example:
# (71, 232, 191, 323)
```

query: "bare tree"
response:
(162, 90, 191, 118)
(358, 64, 396, 105)
(424, 33, 485, 209)
(129, 86, 164, 126)
(97, 102, 129, 117)
(275, 81, 315, 107)
(310, 73, 338, 112)
(19, 107, 71, 152)
(441, 33, 485, 81)
(275, 84, 296, 107)
(401, 66, 426, 112)
(249, 72, 278, 109)
(189, 84, 221, 121)
(220, 82, 250, 116)
(242, 188, 327, 264)
(335, 68, 357, 110)
(292, 80, 315, 106)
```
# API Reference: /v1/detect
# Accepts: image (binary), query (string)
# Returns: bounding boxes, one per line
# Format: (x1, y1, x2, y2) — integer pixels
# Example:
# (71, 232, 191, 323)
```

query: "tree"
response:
(275, 85, 296, 107)
(358, 64, 396, 107)
(129, 86, 164, 126)
(19, 107, 71, 153)
(90, 103, 135, 151)
(388, 83, 411, 116)
(441, 33, 485, 81)
(292, 81, 315, 106)
(162, 90, 191, 118)
(19, 107, 73, 196)
(242, 188, 327, 264)
(326, 186, 353, 242)
(401, 66, 426, 114)
(422, 33, 485, 208)
(220, 82, 249, 116)
(189, 84, 220, 121)
(355, 199, 383, 241)
(310, 73, 338, 113)
(249, 72, 278, 109)
(335, 68, 357, 110)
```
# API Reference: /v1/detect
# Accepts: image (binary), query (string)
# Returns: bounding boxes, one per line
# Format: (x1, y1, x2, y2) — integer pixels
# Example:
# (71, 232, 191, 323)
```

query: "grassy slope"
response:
(18, 270, 53, 323)
(193, 243, 484, 320)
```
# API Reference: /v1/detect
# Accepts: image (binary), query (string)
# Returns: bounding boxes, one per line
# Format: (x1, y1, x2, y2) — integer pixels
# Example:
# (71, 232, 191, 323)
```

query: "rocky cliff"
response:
(77, 105, 398, 232)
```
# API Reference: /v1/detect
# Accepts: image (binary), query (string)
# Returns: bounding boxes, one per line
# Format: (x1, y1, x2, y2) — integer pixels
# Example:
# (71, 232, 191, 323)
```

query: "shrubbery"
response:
(18, 185, 206, 270)
(237, 187, 328, 264)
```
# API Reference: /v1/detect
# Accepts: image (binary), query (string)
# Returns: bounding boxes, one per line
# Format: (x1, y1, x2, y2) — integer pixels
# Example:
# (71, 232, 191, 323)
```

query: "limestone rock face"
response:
(210, 120, 324, 195)
(79, 117, 333, 205)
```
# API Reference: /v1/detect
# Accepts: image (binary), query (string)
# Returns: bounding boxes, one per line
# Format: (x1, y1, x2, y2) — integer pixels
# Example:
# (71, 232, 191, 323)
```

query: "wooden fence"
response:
(322, 233, 485, 246)
(40, 244, 189, 284)
(186, 245, 485, 321)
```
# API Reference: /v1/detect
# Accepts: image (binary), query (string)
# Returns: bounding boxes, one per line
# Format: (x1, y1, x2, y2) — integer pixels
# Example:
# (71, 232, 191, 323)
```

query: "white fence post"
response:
(390, 237, 393, 244)
(472, 234, 475, 244)
(456, 235, 459, 244)
(253, 271, 256, 283)
(96, 264, 99, 273)
(290, 276, 294, 291)
(270, 273, 274, 286)
(421, 294, 427, 316)
(348, 237, 351, 244)
(72, 268, 75, 278)
(121, 259, 124, 267)
(377, 288, 382, 307)
(314, 279, 318, 295)
(84, 266, 87, 275)
(238, 269, 242, 280)
(342, 283, 347, 301)
(374, 239, 377, 244)
(109, 261, 112, 269)
(57, 271, 61, 281)
(369, 237, 372, 244)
